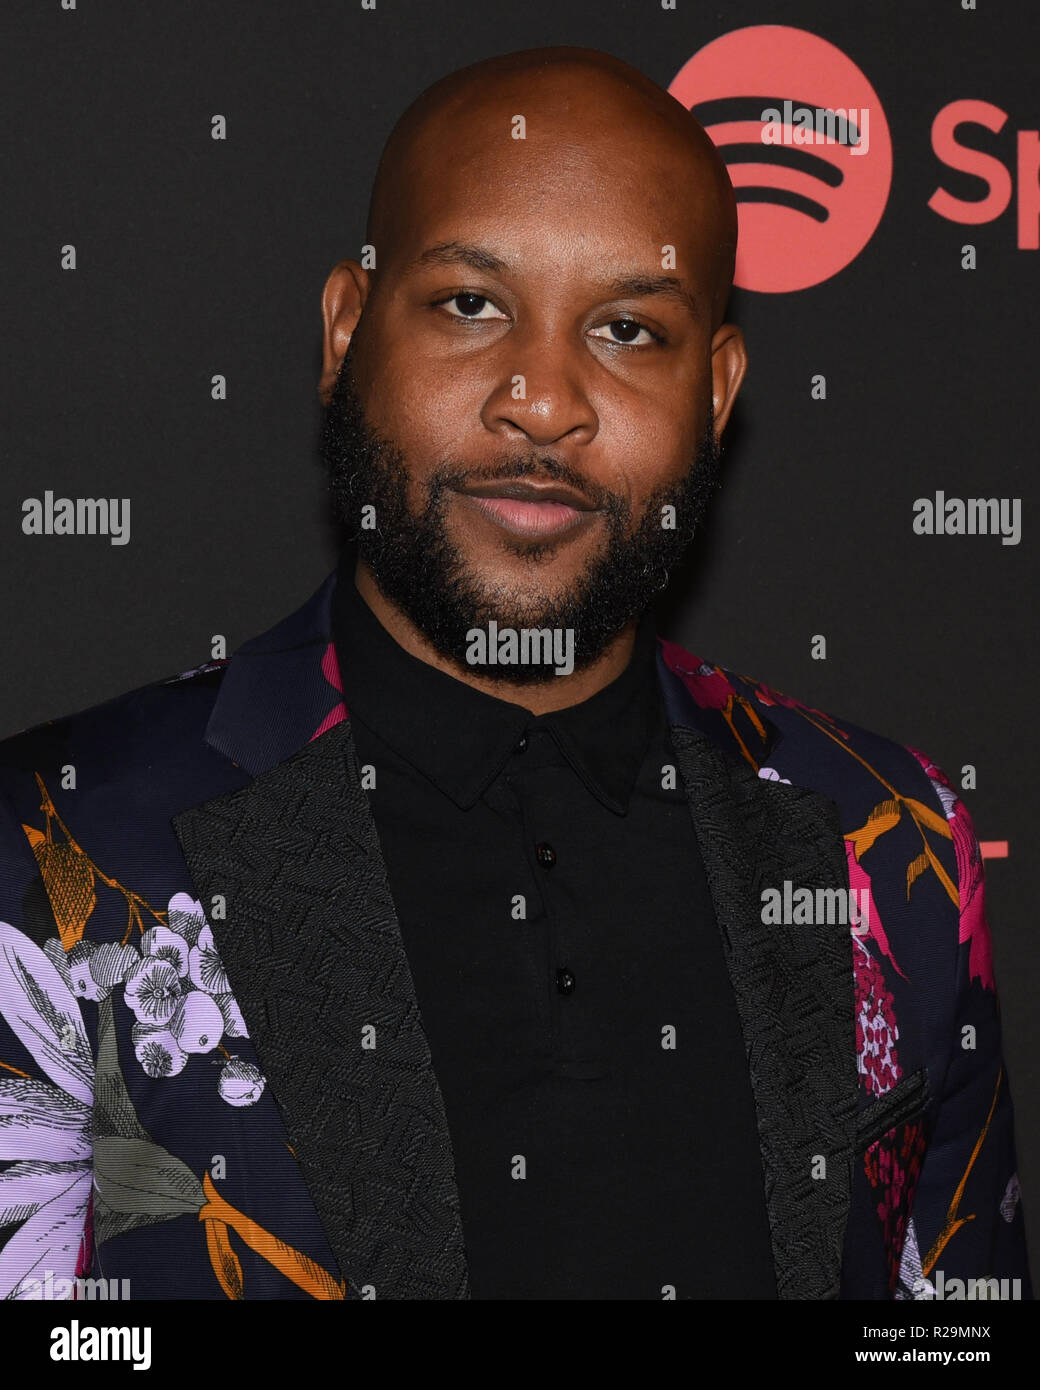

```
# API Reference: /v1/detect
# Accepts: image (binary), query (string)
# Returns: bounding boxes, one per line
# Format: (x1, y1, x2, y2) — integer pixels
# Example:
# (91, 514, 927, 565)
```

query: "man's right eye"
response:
(432, 292, 509, 321)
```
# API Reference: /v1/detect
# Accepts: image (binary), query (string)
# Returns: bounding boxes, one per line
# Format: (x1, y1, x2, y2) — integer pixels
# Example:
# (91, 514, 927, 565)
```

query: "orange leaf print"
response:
(204, 1217, 245, 1300)
(22, 824, 46, 853)
(906, 851, 930, 898)
(922, 839, 959, 909)
(848, 800, 902, 857)
(198, 1173, 346, 1300)
(30, 840, 97, 949)
(922, 1068, 1002, 1277)
(903, 797, 953, 838)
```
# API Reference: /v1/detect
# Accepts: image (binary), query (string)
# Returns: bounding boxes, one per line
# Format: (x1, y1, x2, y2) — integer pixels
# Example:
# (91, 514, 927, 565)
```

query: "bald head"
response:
(364, 45, 738, 330)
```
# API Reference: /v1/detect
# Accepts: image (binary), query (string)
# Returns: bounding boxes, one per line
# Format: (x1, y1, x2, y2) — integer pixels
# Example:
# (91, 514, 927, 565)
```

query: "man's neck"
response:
(353, 556, 640, 715)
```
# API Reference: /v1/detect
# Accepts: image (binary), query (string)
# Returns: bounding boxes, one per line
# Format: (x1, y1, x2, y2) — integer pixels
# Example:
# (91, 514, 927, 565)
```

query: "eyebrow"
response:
(405, 240, 703, 321)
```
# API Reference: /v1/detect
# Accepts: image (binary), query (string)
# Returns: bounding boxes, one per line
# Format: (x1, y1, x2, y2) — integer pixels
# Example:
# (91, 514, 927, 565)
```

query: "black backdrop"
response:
(4, 1, 1037, 1280)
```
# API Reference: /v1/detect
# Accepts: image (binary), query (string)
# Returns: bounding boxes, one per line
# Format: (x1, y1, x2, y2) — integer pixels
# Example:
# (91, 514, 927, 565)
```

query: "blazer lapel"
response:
(176, 716, 857, 1304)
(172, 683, 469, 1299)
(660, 652, 860, 1300)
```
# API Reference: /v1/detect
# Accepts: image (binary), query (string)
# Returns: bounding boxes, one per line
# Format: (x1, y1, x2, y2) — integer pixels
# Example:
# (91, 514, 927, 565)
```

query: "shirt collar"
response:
(330, 541, 662, 814)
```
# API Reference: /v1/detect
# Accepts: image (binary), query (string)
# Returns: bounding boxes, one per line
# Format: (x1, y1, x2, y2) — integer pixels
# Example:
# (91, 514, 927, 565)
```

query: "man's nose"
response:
(480, 332, 599, 447)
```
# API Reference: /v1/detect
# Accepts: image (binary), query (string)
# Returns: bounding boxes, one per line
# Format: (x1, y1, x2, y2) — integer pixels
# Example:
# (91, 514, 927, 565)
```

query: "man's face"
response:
(320, 86, 740, 683)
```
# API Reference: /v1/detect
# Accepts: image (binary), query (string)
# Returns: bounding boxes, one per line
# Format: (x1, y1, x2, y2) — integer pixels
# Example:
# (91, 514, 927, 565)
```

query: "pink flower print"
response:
(906, 748, 995, 992)
(844, 840, 907, 980)
(311, 641, 348, 740)
(659, 645, 734, 710)
(853, 933, 901, 1096)
(864, 1121, 928, 1292)
(747, 680, 850, 740)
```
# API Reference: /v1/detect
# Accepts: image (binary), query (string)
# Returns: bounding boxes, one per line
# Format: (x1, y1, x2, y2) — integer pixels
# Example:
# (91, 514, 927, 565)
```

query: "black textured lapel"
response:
(171, 716, 469, 1300)
(669, 725, 859, 1300)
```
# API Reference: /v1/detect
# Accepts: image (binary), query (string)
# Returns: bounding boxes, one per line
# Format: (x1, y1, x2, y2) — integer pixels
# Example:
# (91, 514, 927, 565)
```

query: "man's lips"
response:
(461, 494, 594, 539)
(454, 481, 599, 540)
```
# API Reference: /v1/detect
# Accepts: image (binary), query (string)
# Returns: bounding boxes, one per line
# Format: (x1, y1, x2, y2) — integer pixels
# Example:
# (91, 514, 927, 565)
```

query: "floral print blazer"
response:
(0, 570, 1031, 1300)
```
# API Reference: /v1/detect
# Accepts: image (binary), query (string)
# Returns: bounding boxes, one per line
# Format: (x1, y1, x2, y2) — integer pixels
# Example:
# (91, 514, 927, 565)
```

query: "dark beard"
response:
(320, 341, 722, 685)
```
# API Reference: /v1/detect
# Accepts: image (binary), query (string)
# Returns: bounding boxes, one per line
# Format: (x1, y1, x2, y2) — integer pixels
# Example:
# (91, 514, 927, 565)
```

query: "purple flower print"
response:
(166, 892, 208, 948)
(0, 921, 93, 1299)
(124, 956, 181, 1026)
(170, 990, 224, 1054)
(64, 943, 97, 999)
(65, 941, 140, 1003)
(215, 992, 247, 1038)
(757, 766, 792, 785)
(1001, 1174, 1021, 1224)
(895, 1217, 935, 1300)
(132, 1021, 189, 1078)
(125, 895, 258, 1098)
(188, 926, 230, 996)
(218, 1058, 266, 1108)
(32, 888, 263, 1107)
(139, 924, 190, 978)
(42, 939, 73, 989)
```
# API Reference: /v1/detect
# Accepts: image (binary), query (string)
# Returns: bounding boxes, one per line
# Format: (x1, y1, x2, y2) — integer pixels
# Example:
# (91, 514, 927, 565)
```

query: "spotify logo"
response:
(670, 26, 893, 293)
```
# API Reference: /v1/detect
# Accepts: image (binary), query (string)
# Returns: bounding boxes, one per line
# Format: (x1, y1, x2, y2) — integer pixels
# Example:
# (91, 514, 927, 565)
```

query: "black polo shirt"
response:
(330, 543, 776, 1299)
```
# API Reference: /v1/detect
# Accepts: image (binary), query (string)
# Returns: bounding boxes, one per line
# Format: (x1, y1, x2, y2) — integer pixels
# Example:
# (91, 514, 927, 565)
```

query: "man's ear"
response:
(709, 324, 749, 438)
(318, 260, 368, 406)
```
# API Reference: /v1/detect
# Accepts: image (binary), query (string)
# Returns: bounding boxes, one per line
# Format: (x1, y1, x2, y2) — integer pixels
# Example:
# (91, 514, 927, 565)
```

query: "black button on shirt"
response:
(330, 542, 776, 1299)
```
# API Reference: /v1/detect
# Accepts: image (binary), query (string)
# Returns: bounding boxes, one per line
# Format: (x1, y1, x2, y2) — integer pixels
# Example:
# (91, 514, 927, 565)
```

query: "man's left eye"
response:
(590, 319, 660, 347)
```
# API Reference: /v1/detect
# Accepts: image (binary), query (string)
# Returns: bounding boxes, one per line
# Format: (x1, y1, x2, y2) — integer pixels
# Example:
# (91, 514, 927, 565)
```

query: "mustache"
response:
(429, 455, 611, 513)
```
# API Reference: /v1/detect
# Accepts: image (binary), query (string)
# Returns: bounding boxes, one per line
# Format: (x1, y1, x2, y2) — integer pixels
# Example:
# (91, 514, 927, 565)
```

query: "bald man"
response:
(0, 47, 1029, 1304)
(319, 45, 744, 711)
